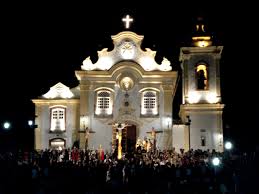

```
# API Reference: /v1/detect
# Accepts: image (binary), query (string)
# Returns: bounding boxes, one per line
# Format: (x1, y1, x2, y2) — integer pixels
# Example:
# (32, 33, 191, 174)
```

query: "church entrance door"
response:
(49, 138, 66, 149)
(122, 125, 136, 153)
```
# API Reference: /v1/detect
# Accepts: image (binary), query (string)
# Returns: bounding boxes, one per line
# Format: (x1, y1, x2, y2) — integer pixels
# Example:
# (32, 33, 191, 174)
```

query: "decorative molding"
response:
(32, 99, 80, 105)
(179, 46, 223, 62)
(81, 31, 173, 72)
(162, 84, 174, 91)
(179, 104, 224, 116)
(42, 82, 74, 99)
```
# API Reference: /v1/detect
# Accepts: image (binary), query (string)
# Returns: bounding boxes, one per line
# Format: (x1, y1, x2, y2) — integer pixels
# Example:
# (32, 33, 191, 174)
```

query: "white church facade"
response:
(32, 16, 224, 153)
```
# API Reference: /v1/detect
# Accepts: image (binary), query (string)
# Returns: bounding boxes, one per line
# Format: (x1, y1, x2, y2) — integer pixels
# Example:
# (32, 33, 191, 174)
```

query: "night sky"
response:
(0, 3, 257, 151)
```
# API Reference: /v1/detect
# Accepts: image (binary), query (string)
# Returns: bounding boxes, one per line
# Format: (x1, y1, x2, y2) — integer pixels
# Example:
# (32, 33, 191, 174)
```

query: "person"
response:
(146, 139, 152, 152)
(99, 145, 104, 161)
(136, 138, 142, 151)
(85, 127, 90, 149)
(142, 137, 148, 151)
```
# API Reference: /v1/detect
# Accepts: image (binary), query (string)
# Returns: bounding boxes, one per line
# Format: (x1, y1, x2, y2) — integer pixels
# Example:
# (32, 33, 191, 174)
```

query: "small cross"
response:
(122, 15, 133, 29)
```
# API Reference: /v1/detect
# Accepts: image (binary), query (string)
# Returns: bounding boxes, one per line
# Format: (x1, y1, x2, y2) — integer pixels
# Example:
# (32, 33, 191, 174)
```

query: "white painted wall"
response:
(87, 83, 171, 151)
(41, 105, 50, 149)
(189, 113, 220, 151)
(39, 103, 78, 149)
(172, 124, 185, 153)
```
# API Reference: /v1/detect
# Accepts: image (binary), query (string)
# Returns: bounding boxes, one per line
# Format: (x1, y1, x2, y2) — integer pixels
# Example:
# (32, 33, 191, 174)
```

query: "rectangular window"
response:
(50, 107, 66, 132)
(141, 91, 158, 116)
(95, 91, 112, 116)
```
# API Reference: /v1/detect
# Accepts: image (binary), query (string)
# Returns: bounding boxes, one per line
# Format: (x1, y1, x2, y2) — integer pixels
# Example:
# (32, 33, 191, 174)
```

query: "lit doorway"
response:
(49, 138, 66, 150)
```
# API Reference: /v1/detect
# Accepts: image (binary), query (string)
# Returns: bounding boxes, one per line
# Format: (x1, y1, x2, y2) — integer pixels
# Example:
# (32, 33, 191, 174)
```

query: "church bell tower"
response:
(179, 18, 224, 152)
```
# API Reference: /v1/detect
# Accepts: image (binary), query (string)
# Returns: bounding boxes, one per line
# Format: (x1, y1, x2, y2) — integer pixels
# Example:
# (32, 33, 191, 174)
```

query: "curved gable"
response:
(81, 31, 172, 72)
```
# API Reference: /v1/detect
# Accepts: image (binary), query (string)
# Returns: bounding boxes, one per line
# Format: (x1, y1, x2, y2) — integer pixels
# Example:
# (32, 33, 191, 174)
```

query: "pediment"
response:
(81, 31, 172, 72)
(42, 82, 74, 99)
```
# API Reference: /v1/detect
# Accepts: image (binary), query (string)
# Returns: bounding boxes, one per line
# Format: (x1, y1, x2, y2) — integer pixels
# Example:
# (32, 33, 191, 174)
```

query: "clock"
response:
(120, 41, 135, 59)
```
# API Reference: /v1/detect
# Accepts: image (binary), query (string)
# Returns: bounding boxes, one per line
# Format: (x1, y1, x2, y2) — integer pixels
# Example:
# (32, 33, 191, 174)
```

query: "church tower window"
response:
(201, 136, 206, 146)
(95, 90, 112, 116)
(196, 64, 208, 90)
(50, 107, 66, 132)
(141, 91, 158, 116)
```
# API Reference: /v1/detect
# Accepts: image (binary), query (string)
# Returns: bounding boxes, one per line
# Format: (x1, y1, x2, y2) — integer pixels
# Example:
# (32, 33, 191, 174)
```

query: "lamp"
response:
(225, 141, 232, 150)
(28, 120, 33, 126)
(212, 157, 220, 166)
(3, 122, 11, 130)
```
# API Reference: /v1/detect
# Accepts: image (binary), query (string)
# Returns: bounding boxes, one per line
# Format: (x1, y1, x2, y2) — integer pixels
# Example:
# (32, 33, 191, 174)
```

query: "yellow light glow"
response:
(197, 41, 209, 47)
(192, 36, 212, 47)
(114, 125, 124, 160)
(196, 64, 207, 79)
(206, 92, 219, 103)
(201, 24, 205, 32)
(121, 77, 134, 91)
(188, 91, 201, 103)
(192, 36, 211, 41)
(196, 25, 199, 31)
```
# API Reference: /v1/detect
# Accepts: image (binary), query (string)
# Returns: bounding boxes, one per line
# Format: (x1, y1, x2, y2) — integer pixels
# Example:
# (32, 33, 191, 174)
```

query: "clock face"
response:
(120, 41, 135, 59)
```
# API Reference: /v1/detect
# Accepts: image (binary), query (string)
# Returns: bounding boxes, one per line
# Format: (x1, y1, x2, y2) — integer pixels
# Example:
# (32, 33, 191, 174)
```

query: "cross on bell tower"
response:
(122, 15, 133, 29)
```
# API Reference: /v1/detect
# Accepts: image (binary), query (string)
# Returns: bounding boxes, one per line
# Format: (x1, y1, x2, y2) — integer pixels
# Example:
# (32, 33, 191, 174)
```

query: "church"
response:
(32, 15, 224, 153)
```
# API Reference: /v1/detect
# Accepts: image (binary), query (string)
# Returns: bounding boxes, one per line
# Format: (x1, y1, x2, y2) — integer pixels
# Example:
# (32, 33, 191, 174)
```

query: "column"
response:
(79, 81, 91, 149)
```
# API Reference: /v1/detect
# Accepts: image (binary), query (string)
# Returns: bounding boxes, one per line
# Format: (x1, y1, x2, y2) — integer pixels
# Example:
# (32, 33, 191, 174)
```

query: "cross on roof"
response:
(122, 15, 133, 29)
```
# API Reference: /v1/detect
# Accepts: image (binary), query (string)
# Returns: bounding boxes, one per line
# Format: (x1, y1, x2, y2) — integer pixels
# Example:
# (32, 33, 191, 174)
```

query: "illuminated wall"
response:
(178, 46, 224, 152)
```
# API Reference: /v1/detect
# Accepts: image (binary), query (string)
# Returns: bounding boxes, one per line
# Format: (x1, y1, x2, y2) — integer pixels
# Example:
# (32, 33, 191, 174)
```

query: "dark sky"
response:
(0, 3, 257, 151)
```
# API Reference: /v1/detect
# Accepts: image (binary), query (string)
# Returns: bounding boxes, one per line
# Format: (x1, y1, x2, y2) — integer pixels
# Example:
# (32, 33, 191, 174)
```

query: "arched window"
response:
(95, 90, 112, 115)
(141, 90, 158, 116)
(50, 107, 66, 132)
(196, 64, 208, 90)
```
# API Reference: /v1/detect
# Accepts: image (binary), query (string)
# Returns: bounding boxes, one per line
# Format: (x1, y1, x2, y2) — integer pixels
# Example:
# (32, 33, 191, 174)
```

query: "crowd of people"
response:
(0, 146, 258, 194)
